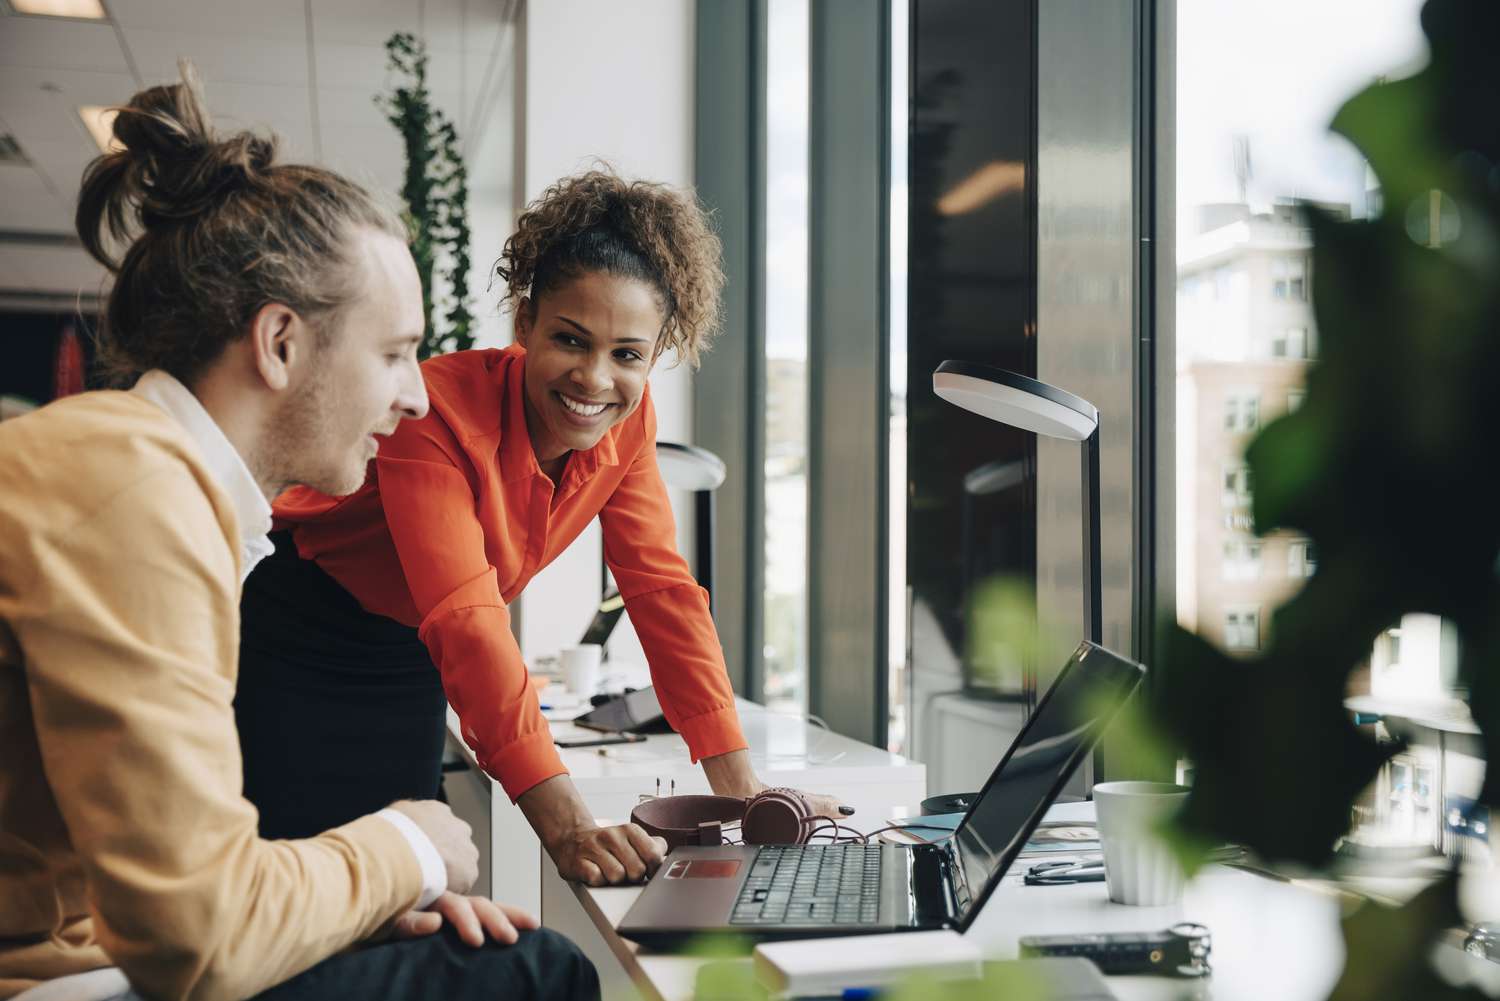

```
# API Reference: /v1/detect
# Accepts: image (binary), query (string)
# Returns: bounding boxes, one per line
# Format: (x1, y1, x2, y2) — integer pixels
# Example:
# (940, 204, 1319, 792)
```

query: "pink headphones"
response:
(630, 788, 863, 848)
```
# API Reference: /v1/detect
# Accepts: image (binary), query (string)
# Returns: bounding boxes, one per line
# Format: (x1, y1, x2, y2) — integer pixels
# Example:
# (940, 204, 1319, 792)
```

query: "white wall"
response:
(515, 0, 698, 668)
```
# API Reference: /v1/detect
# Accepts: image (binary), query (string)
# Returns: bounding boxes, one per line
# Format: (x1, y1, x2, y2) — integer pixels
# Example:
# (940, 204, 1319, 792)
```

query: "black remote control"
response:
(1019, 922, 1211, 977)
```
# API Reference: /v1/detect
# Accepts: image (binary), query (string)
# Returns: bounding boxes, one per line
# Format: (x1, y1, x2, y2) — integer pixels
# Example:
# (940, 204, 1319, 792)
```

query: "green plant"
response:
(1148, 1, 1500, 996)
(377, 31, 475, 358)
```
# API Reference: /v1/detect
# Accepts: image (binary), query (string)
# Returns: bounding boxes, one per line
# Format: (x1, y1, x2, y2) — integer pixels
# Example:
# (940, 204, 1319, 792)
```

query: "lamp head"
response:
(656, 441, 727, 491)
(933, 360, 1098, 442)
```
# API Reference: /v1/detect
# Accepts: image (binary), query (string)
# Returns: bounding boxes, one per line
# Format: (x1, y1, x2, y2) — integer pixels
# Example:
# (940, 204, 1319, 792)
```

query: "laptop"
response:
(617, 640, 1144, 949)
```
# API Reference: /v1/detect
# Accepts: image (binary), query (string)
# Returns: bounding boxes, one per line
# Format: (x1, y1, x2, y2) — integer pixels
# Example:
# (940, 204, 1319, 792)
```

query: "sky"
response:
(1175, 0, 1430, 245)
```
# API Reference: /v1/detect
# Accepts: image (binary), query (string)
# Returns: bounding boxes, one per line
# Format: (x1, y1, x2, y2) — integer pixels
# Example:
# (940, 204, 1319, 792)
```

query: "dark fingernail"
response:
(839, 805, 856, 816)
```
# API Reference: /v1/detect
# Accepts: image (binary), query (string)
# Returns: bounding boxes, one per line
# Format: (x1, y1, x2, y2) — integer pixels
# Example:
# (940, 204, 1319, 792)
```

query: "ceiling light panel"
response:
(77, 106, 120, 153)
(8, 0, 108, 19)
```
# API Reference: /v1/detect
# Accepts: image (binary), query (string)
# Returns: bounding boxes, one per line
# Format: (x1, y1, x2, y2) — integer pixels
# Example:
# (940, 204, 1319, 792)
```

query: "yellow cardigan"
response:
(0, 391, 423, 1001)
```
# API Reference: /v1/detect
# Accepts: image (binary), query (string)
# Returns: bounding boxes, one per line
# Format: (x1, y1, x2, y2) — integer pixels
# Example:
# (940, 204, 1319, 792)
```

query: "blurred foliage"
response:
(1145, 1, 1500, 996)
(690, 956, 1057, 1001)
(1328, 877, 1486, 1001)
(377, 32, 475, 359)
(966, 574, 1041, 692)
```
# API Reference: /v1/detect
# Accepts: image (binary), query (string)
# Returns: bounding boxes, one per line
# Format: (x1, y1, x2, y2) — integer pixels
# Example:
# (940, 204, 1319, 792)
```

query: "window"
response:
(1222, 538, 1263, 581)
(1224, 608, 1262, 651)
(1175, 0, 1436, 688)
(1272, 327, 1310, 360)
(887, 0, 909, 752)
(1271, 257, 1307, 301)
(1222, 463, 1253, 506)
(1214, 266, 1235, 300)
(1224, 393, 1260, 432)
(761, 0, 811, 714)
(1287, 539, 1318, 577)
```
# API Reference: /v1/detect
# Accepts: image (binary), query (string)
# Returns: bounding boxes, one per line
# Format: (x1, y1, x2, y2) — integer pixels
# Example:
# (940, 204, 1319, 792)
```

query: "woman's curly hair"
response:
(495, 169, 725, 368)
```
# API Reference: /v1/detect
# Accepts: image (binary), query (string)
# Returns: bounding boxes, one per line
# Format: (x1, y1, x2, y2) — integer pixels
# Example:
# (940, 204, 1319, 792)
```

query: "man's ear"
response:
(247, 302, 304, 391)
(513, 296, 535, 348)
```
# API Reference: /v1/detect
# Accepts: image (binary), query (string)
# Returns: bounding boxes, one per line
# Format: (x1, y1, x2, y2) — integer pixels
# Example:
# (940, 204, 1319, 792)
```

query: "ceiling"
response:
(0, 0, 518, 311)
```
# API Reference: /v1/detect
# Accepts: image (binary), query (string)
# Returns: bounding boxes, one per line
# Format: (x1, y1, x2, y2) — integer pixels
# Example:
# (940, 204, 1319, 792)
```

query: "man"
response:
(0, 70, 596, 1001)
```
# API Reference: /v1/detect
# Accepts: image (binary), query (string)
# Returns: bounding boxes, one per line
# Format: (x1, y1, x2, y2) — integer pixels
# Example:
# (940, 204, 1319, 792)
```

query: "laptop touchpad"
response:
(665, 859, 742, 879)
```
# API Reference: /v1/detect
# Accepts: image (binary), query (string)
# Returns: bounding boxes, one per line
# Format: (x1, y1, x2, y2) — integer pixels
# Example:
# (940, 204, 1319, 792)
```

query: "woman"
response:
(236, 170, 843, 886)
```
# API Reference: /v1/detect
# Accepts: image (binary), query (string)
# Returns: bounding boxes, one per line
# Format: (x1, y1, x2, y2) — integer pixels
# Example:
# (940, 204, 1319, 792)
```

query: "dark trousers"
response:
(246, 926, 599, 1001)
(236, 532, 450, 838)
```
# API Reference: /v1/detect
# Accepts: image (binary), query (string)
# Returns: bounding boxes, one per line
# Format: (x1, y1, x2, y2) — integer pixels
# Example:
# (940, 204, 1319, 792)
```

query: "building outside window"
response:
(761, 0, 810, 713)
(1221, 462, 1253, 506)
(1272, 326, 1313, 360)
(1175, 0, 1427, 662)
(1224, 607, 1262, 651)
(1287, 539, 1318, 578)
(1222, 538, 1263, 581)
(1223, 392, 1260, 432)
(1271, 256, 1308, 301)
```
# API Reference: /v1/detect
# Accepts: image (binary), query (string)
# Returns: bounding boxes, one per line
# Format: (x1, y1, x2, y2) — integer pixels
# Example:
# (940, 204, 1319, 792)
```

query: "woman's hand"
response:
(517, 774, 668, 886)
(549, 821, 668, 886)
(798, 791, 853, 820)
(702, 748, 853, 820)
(392, 892, 539, 947)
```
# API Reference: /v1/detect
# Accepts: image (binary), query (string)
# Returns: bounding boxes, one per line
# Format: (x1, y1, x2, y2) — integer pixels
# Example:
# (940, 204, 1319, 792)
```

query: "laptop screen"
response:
(949, 641, 1145, 927)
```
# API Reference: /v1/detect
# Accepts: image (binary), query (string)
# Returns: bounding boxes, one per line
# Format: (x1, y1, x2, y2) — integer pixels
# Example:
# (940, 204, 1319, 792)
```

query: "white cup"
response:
(560, 643, 603, 696)
(1093, 781, 1191, 906)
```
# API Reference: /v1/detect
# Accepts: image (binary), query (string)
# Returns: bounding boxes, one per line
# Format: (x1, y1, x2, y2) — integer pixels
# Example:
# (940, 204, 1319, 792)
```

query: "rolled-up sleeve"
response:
(600, 402, 747, 762)
(376, 420, 565, 801)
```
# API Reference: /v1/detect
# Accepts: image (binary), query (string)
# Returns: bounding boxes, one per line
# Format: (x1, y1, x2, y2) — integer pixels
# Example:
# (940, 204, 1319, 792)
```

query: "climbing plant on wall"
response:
(377, 31, 474, 358)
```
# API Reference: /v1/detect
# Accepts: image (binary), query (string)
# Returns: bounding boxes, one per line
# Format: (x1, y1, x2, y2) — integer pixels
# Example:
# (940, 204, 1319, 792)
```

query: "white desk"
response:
(554, 801, 1356, 1001)
(444, 696, 927, 925)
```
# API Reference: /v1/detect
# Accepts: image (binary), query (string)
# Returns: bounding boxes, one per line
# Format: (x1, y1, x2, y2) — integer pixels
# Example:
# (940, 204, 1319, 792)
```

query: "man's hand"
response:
(550, 821, 668, 886)
(388, 800, 479, 894)
(392, 892, 538, 947)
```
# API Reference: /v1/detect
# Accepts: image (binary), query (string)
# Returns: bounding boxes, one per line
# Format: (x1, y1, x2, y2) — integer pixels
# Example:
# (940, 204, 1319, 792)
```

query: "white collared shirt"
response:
(131, 369, 275, 583)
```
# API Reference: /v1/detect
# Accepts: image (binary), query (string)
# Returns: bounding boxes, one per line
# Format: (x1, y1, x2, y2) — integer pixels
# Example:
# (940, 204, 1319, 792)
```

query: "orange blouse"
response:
(274, 345, 746, 801)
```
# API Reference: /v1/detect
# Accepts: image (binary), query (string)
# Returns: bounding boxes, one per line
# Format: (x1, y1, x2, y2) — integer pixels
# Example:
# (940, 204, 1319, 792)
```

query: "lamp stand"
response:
(1082, 427, 1102, 646)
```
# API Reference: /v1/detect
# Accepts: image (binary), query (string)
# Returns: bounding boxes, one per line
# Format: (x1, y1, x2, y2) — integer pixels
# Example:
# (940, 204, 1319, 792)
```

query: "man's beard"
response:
(255, 368, 364, 498)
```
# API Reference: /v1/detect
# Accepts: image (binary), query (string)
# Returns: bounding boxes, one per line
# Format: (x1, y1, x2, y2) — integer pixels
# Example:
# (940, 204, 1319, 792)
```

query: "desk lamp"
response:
(655, 441, 727, 616)
(933, 360, 1102, 647)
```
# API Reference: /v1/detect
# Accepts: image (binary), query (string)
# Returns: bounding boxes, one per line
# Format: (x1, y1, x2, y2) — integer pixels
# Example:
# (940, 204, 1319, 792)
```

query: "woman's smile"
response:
(554, 390, 615, 424)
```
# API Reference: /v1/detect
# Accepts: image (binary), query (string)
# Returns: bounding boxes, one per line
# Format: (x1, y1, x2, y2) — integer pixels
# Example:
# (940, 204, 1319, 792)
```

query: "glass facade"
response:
(762, 0, 811, 713)
(906, 0, 1037, 736)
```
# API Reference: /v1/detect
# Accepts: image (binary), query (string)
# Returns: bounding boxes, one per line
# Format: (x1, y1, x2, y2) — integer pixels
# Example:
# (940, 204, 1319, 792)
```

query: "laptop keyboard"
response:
(729, 844, 882, 926)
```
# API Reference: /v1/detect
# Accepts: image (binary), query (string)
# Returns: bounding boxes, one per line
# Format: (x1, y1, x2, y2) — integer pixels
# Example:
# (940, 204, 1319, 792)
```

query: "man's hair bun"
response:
(75, 61, 407, 384)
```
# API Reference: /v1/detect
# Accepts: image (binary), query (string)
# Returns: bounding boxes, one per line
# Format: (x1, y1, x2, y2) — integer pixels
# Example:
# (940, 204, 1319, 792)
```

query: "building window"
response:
(1222, 537, 1263, 581)
(761, 0, 811, 713)
(1271, 257, 1307, 301)
(1272, 326, 1311, 360)
(1286, 389, 1306, 412)
(1224, 393, 1260, 432)
(1225, 608, 1262, 651)
(1222, 463, 1253, 506)
(1288, 539, 1318, 578)
(1213, 266, 1235, 300)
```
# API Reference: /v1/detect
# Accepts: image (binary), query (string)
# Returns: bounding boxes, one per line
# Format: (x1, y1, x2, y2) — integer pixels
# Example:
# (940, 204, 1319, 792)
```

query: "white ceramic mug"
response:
(560, 643, 603, 696)
(1093, 781, 1191, 906)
